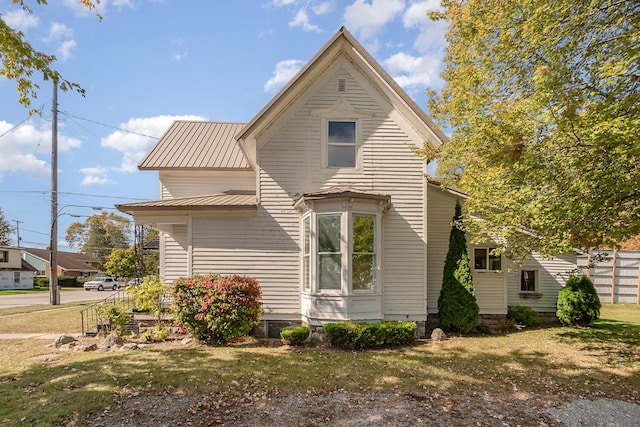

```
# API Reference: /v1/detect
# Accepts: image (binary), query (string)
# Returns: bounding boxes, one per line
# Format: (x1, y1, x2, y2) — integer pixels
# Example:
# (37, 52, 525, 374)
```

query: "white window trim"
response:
(474, 247, 502, 272)
(520, 269, 538, 293)
(321, 118, 363, 170)
(300, 207, 382, 296)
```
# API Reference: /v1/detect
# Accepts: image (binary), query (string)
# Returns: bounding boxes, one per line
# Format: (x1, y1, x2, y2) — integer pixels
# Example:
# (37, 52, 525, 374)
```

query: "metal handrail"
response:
(80, 289, 136, 336)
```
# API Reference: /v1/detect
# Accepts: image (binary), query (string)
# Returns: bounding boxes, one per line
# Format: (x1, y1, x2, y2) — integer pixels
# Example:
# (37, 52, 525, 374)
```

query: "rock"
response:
(99, 333, 124, 350)
(75, 343, 98, 352)
(120, 343, 139, 351)
(430, 328, 447, 341)
(310, 331, 325, 342)
(54, 334, 77, 348)
(180, 337, 194, 346)
(477, 323, 497, 334)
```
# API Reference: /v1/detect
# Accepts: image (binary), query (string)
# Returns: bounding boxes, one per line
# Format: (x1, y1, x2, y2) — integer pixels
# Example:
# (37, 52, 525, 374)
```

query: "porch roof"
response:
(116, 192, 257, 214)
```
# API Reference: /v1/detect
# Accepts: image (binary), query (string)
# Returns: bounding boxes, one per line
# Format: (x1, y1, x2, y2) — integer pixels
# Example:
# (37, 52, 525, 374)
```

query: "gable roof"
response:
(21, 248, 100, 272)
(139, 121, 251, 170)
(236, 27, 448, 168)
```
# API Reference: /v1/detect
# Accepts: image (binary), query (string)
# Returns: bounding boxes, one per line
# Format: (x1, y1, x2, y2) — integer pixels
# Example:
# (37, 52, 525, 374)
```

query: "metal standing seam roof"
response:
(116, 193, 257, 213)
(138, 121, 251, 170)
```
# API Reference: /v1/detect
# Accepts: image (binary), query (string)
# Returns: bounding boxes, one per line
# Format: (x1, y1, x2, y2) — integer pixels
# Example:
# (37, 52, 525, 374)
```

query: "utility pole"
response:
(12, 220, 23, 247)
(50, 83, 60, 305)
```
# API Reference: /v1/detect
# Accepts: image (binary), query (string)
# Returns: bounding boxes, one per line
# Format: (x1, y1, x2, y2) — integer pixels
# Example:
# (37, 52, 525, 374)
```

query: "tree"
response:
(437, 201, 480, 333)
(1, 1, 98, 112)
(66, 211, 131, 267)
(104, 247, 135, 278)
(426, 0, 640, 258)
(0, 207, 13, 246)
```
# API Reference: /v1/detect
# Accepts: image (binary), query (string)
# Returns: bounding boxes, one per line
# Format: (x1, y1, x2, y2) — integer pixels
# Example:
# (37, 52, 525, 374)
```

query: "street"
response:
(0, 288, 120, 308)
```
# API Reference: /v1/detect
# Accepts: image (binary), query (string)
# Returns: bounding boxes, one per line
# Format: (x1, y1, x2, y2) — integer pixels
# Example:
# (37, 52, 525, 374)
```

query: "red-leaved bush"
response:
(171, 274, 263, 344)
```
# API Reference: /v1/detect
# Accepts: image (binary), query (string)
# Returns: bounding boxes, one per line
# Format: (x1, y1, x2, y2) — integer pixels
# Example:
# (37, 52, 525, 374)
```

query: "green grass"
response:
(0, 304, 638, 425)
(0, 302, 93, 334)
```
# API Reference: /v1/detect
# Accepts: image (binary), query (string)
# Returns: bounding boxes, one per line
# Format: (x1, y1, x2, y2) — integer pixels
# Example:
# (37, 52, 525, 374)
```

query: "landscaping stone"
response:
(120, 343, 139, 351)
(99, 333, 124, 350)
(430, 328, 447, 341)
(53, 334, 77, 348)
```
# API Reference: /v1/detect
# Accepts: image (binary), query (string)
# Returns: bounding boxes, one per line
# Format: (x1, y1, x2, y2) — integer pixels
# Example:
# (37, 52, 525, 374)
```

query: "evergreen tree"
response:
(437, 201, 480, 333)
(0, 207, 13, 246)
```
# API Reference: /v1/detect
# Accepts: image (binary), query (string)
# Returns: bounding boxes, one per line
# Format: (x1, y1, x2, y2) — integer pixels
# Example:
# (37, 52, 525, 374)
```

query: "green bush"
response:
(507, 305, 539, 327)
(557, 275, 601, 326)
(323, 321, 416, 350)
(437, 201, 480, 333)
(57, 276, 80, 287)
(171, 274, 263, 344)
(280, 325, 310, 346)
(95, 303, 131, 336)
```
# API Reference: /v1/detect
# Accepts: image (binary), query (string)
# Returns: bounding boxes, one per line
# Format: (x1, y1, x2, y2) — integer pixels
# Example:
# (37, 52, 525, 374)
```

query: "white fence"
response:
(577, 250, 640, 304)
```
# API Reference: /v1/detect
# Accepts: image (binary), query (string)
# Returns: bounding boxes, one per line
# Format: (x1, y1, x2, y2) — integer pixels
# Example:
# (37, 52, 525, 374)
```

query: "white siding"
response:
(257, 64, 427, 319)
(506, 253, 576, 311)
(161, 225, 188, 283)
(160, 170, 255, 199)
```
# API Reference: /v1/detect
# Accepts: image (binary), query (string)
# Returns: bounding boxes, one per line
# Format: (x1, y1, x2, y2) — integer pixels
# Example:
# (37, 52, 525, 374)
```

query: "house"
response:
(117, 27, 575, 335)
(21, 248, 100, 279)
(0, 246, 36, 289)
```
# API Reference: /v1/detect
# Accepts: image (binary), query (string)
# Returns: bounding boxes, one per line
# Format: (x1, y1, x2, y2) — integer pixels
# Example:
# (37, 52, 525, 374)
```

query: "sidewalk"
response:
(0, 333, 81, 340)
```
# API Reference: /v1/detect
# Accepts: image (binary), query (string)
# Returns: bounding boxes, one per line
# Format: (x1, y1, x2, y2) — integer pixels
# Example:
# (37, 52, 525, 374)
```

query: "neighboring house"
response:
(117, 27, 575, 335)
(21, 248, 100, 279)
(0, 246, 36, 289)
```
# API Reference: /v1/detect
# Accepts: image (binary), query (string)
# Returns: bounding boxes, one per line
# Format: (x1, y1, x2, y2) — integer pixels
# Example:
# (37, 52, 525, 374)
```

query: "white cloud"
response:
(402, 1, 448, 54)
(343, 0, 405, 41)
(79, 167, 113, 186)
(264, 59, 305, 93)
(56, 39, 77, 61)
(312, 1, 335, 15)
(403, 0, 440, 28)
(47, 22, 74, 40)
(289, 9, 322, 33)
(272, 0, 297, 6)
(100, 114, 205, 172)
(383, 51, 441, 89)
(0, 119, 81, 181)
(172, 51, 188, 62)
(2, 9, 39, 31)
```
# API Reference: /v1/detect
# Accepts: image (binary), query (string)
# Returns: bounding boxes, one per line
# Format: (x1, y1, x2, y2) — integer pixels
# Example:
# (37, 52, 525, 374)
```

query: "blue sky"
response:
(0, 0, 448, 250)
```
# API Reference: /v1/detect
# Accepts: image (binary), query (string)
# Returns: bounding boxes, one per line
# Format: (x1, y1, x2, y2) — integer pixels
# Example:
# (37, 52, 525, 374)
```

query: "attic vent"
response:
(337, 78, 347, 92)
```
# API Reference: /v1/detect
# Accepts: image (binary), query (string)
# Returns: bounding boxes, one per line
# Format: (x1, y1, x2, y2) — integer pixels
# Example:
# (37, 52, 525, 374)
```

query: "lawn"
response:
(0, 304, 638, 425)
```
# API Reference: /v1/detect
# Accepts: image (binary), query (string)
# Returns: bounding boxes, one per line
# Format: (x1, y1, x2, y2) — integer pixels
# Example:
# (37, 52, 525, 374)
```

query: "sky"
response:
(0, 0, 448, 251)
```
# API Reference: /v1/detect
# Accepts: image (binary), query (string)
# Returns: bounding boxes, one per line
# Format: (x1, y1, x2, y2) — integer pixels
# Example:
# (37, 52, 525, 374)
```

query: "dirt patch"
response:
(86, 389, 561, 426)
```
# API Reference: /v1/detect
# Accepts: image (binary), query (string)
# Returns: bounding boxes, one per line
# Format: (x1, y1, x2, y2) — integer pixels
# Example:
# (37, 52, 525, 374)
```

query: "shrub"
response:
(437, 201, 480, 333)
(57, 276, 80, 287)
(323, 321, 416, 350)
(36, 278, 49, 288)
(95, 303, 131, 336)
(557, 275, 601, 326)
(171, 274, 263, 344)
(507, 305, 539, 327)
(280, 325, 310, 346)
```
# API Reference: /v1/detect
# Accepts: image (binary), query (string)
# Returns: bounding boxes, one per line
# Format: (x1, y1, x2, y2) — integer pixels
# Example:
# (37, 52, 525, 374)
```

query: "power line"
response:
(0, 190, 145, 201)
(0, 115, 32, 139)
(60, 111, 159, 140)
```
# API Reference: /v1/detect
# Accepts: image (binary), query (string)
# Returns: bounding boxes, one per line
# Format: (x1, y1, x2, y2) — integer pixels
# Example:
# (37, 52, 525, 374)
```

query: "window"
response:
(0, 250, 8, 262)
(352, 215, 375, 291)
(317, 215, 342, 290)
(327, 120, 356, 168)
(302, 217, 311, 290)
(521, 270, 537, 292)
(474, 247, 501, 271)
(14, 272, 20, 285)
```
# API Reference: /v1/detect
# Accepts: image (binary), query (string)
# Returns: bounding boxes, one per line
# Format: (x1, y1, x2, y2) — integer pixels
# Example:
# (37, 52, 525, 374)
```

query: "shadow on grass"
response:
(554, 318, 640, 364)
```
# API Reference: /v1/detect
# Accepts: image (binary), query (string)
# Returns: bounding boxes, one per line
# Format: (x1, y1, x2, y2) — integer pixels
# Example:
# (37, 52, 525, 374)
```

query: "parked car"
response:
(127, 278, 142, 287)
(84, 276, 120, 291)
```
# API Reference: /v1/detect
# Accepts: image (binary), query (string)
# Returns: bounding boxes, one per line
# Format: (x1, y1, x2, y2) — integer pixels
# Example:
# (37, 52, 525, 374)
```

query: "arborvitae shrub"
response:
(280, 325, 310, 346)
(171, 274, 263, 344)
(556, 275, 601, 326)
(507, 305, 539, 327)
(437, 201, 480, 333)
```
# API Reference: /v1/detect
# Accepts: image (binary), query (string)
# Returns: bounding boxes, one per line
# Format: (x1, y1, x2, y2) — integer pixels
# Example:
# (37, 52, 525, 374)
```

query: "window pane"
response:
(328, 121, 355, 143)
(328, 145, 356, 168)
(353, 215, 374, 253)
(318, 215, 341, 252)
(303, 256, 310, 290)
(319, 254, 342, 290)
(352, 254, 374, 290)
(474, 248, 487, 269)
(521, 270, 536, 292)
(488, 248, 501, 270)
(303, 217, 310, 255)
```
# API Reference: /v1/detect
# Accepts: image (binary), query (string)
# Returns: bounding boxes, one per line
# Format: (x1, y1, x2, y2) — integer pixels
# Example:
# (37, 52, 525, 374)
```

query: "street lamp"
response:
(50, 205, 104, 305)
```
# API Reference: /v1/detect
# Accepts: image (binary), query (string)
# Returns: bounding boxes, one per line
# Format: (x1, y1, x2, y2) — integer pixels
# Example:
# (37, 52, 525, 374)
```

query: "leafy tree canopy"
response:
(0, 207, 13, 246)
(426, 0, 639, 257)
(0, 1, 98, 113)
(65, 211, 131, 267)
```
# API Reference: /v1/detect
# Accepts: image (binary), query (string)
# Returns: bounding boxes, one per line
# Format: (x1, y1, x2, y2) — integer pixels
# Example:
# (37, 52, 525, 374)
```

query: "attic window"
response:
(337, 78, 346, 92)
